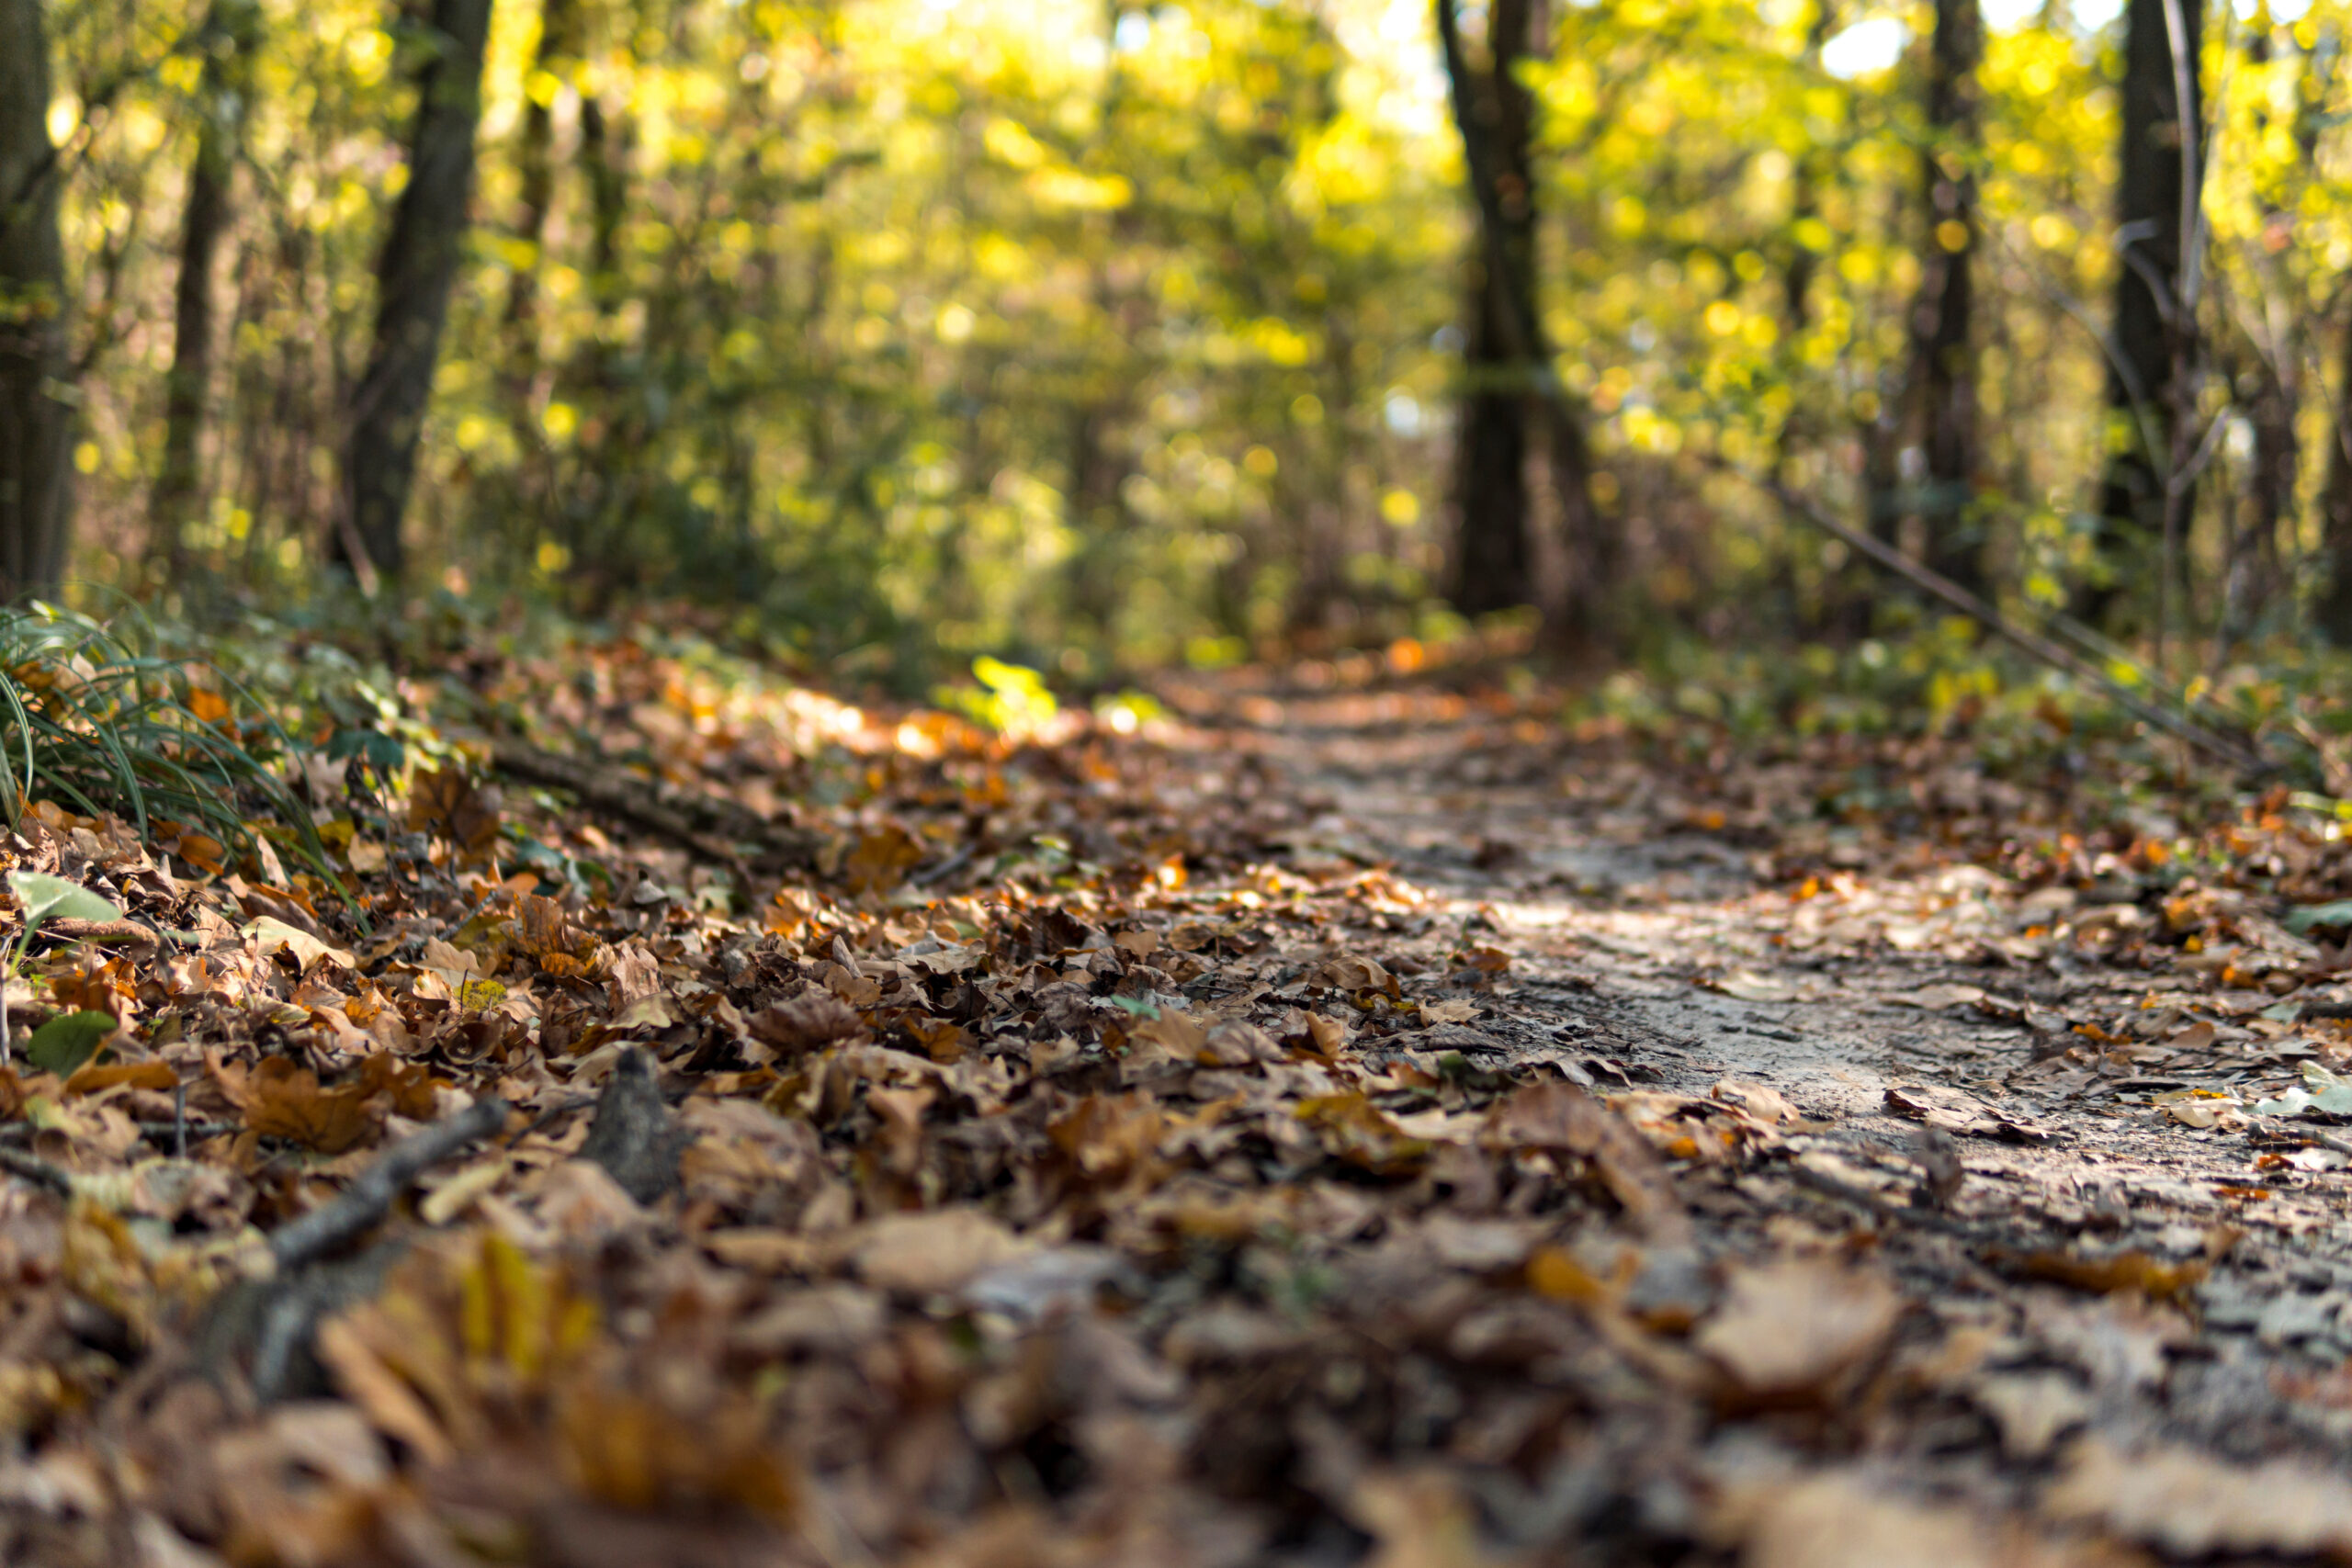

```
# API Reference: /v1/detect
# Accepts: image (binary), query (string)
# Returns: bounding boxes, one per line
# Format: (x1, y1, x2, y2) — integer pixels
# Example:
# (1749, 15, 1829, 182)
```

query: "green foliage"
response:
(22, 1011, 118, 1076)
(51, 0, 1459, 664)
(935, 656, 1059, 735)
(7, 872, 123, 928)
(0, 604, 323, 861)
(35, 0, 2352, 660)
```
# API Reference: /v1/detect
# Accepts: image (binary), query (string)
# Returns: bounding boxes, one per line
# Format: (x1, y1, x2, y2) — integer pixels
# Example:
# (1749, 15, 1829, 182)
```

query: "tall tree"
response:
(151, 0, 260, 583)
(1437, 0, 1612, 646)
(0, 0, 74, 600)
(503, 0, 579, 358)
(336, 0, 494, 587)
(1905, 0, 1984, 594)
(2317, 310, 2352, 642)
(2084, 0, 2202, 627)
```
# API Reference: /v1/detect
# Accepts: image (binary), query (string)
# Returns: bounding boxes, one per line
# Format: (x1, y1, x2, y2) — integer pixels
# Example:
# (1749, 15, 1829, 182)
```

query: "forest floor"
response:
(4, 630, 2352, 1565)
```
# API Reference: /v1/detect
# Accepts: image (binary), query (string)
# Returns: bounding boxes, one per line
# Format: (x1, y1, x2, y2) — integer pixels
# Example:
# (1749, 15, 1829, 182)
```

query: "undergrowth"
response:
(0, 602, 332, 877)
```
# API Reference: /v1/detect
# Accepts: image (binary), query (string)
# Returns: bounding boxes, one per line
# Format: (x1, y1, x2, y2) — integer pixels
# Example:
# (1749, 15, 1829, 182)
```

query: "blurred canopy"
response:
(11, 0, 2352, 671)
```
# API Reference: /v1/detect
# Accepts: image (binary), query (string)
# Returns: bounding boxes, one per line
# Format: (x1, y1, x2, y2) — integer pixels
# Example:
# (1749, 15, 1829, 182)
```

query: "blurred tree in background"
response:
(19, 0, 2352, 674)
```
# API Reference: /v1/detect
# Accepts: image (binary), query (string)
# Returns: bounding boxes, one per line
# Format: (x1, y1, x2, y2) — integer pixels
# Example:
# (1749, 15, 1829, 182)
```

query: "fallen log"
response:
(488, 736, 821, 874)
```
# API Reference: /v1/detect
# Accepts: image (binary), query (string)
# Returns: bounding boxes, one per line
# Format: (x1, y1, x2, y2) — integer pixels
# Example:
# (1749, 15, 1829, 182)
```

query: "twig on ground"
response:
(0, 1146, 74, 1198)
(489, 737, 820, 875)
(266, 1097, 510, 1269)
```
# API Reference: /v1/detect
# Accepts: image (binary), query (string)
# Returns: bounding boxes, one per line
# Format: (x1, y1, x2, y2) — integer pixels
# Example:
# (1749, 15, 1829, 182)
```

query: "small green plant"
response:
(2, 871, 123, 1071)
(0, 603, 329, 870)
(933, 656, 1059, 737)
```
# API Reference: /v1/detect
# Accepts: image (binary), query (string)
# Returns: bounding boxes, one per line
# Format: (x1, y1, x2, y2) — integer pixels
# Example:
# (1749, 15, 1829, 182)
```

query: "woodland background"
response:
(3, 0, 2349, 693)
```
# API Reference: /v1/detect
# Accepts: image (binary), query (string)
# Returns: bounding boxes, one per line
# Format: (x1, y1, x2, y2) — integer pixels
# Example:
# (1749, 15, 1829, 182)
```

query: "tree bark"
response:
(2083, 0, 2201, 627)
(2317, 314, 2352, 642)
(1437, 0, 1611, 644)
(503, 0, 579, 349)
(0, 0, 74, 600)
(337, 0, 494, 588)
(1907, 0, 1984, 595)
(2222, 21, 2303, 649)
(151, 0, 258, 582)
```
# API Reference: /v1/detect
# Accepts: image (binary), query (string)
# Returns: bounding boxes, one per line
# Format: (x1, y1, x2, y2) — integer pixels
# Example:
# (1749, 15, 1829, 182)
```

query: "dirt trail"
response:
(1180, 667, 2352, 1531)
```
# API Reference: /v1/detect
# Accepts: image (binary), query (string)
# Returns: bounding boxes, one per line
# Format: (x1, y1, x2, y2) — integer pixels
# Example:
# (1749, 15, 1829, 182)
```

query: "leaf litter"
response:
(2, 629, 2352, 1562)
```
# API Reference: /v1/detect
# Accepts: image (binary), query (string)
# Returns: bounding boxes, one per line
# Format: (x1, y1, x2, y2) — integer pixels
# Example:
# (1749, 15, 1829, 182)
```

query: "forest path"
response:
(1167, 662, 2352, 1548)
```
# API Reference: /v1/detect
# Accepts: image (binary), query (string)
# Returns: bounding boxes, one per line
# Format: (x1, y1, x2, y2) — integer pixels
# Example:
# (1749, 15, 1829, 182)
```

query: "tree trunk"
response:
(504, 0, 579, 350)
(337, 0, 494, 587)
(151, 0, 258, 583)
(2083, 0, 2201, 628)
(2316, 314, 2352, 643)
(0, 0, 74, 600)
(2222, 22, 2303, 649)
(1437, 0, 1611, 644)
(1908, 0, 1984, 595)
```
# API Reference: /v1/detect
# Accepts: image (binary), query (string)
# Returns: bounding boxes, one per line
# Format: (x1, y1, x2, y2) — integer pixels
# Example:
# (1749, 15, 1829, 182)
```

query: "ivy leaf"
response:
(7, 873, 123, 931)
(23, 1010, 118, 1075)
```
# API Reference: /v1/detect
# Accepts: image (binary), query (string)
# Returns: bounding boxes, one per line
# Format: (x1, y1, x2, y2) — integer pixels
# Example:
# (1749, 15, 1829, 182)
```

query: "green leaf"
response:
(2286, 899, 2352, 935)
(6, 872, 122, 931)
(22, 1010, 118, 1075)
(2254, 1062, 2352, 1119)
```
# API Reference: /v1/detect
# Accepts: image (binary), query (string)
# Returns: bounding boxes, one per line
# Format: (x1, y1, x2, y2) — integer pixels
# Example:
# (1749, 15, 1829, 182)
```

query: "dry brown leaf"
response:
(1484, 1081, 1690, 1240)
(408, 765, 503, 858)
(843, 825, 925, 894)
(1310, 953, 1399, 998)
(2007, 1248, 2207, 1306)
(750, 988, 865, 1052)
(1711, 1079, 1798, 1125)
(1736, 1470, 2076, 1568)
(2045, 1439, 2352, 1557)
(1694, 1259, 1903, 1399)
(244, 1055, 435, 1154)
(851, 1210, 1033, 1294)
(1295, 1093, 1434, 1177)
(243, 916, 355, 975)
(62, 1059, 177, 1097)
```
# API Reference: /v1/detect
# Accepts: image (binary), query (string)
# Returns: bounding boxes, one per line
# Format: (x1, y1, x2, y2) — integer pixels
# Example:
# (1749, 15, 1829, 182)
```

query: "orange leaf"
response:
(842, 825, 924, 895)
(63, 1060, 178, 1097)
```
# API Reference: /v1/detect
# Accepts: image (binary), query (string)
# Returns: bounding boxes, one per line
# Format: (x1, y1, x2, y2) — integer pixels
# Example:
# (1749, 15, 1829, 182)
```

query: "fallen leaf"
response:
(750, 989, 865, 1052)
(23, 1010, 119, 1075)
(1968, 1371, 2092, 1459)
(1296, 1093, 1434, 1177)
(851, 1211, 1033, 1295)
(62, 1057, 176, 1096)
(1693, 1259, 1902, 1399)
(408, 765, 503, 858)
(2007, 1248, 2206, 1306)
(1883, 1083, 2053, 1143)
(244, 916, 355, 975)
(1737, 1470, 2070, 1568)
(1705, 970, 1797, 1004)
(1487, 1081, 1690, 1240)
(1883, 983, 1987, 1010)
(2045, 1439, 2352, 1557)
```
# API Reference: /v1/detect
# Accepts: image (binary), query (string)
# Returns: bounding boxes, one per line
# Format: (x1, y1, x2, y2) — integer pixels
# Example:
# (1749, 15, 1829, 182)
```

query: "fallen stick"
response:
(1724, 463, 2270, 775)
(0, 1145, 74, 1197)
(267, 1096, 509, 1270)
(488, 736, 820, 875)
